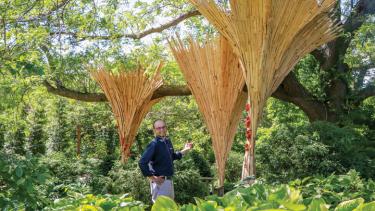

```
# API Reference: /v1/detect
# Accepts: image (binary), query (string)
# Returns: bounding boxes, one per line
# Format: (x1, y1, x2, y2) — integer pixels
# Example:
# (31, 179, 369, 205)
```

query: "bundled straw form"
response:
(91, 65, 163, 162)
(188, 0, 342, 177)
(169, 36, 247, 187)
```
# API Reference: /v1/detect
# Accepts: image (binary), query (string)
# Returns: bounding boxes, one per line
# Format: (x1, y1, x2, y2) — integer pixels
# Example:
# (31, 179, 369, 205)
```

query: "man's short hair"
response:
(153, 119, 166, 129)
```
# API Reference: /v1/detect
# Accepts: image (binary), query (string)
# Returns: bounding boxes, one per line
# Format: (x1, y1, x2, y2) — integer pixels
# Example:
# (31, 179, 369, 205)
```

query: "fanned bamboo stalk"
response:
(188, 0, 342, 179)
(169, 36, 247, 188)
(91, 64, 163, 162)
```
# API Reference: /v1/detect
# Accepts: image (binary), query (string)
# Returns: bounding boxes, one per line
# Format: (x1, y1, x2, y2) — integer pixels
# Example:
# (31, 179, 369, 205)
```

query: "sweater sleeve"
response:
(168, 139, 182, 160)
(138, 141, 156, 176)
(172, 151, 183, 160)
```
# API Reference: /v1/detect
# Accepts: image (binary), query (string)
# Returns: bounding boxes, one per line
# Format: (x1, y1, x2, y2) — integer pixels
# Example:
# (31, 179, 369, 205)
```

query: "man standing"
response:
(138, 119, 193, 203)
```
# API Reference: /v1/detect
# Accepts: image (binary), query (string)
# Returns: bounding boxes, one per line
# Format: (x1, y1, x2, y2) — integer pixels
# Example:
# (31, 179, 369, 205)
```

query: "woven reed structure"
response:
(91, 65, 163, 162)
(169, 36, 247, 188)
(188, 0, 342, 178)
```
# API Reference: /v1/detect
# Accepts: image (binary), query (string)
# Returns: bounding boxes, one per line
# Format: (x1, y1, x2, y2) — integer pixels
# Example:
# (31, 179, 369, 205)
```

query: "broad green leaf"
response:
(199, 202, 217, 211)
(15, 166, 23, 177)
(98, 200, 116, 210)
(180, 204, 198, 211)
(16, 178, 25, 185)
(334, 198, 364, 211)
(308, 198, 329, 211)
(77, 204, 101, 211)
(280, 201, 306, 211)
(354, 201, 375, 211)
(152, 196, 178, 211)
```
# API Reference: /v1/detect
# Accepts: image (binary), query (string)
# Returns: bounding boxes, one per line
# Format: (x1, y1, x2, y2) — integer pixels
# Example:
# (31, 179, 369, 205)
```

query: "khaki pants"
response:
(150, 179, 174, 203)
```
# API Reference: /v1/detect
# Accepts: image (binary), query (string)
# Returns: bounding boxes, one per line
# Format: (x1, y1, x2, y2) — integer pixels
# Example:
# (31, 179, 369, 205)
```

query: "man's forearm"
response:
(180, 148, 190, 155)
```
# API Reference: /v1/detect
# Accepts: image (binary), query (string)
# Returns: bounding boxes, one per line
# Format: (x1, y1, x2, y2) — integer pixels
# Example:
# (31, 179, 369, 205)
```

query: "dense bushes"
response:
(103, 160, 150, 203)
(224, 151, 243, 183)
(106, 158, 210, 205)
(256, 121, 375, 182)
(0, 152, 50, 210)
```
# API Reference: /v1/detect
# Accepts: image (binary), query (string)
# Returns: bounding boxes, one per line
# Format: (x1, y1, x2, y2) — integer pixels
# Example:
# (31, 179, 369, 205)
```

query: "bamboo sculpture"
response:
(169, 36, 247, 188)
(91, 64, 163, 162)
(188, 0, 342, 179)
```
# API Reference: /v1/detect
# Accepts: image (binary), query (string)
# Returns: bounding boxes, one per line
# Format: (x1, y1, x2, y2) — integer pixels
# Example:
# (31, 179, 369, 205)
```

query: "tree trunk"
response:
(76, 125, 81, 157)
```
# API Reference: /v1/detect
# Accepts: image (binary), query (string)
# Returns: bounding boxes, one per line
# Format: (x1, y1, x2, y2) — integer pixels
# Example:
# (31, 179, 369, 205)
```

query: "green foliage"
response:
(173, 169, 210, 204)
(0, 152, 50, 210)
(309, 121, 375, 178)
(256, 120, 375, 182)
(152, 196, 179, 211)
(256, 123, 342, 182)
(28, 107, 47, 155)
(290, 170, 375, 208)
(224, 151, 243, 183)
(42, 153, 106, 197)
(10, 124, 27, 155)
(0, 1, 374, 210)
(104, 160, 151, 204)
(48, 99, 72, 153)
(45, 193, 146, 211)
(151, 173, 375, 210)
(294, 55, 327, 101)
(180, 150, 212, 177)
(106, 158, 210, 205)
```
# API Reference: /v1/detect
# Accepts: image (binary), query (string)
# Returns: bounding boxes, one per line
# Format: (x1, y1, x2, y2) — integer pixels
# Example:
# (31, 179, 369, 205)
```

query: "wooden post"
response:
(241, 102, 255, 184)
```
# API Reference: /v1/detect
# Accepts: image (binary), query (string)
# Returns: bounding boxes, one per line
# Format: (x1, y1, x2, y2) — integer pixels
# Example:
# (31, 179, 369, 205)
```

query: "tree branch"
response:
(44, 71, 333, 122)
(354, 85, 375, 104)
(271, 72, 332, 122)
(311, 0, 375, 68)
(43, 80, 107, 102)
(335, 0, 375, 58)
(49, 10, 201, 40)
(43, 80, 192, 102)
(14, 0, 71, 23)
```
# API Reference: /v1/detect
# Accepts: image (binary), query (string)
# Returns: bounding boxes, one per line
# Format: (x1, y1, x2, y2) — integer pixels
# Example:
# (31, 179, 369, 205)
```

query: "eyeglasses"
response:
(155, 126, 166, 130)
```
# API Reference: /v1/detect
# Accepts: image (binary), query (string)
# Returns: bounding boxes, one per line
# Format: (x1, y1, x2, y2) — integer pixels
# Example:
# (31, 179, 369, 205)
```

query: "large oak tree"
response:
(1, 0, 374, 122)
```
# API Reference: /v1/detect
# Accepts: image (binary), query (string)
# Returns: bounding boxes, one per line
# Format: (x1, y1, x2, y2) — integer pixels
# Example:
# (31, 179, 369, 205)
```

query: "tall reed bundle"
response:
(169, 36, 247, 187)
(91, 65, 163, 162)
(188, 0, 342, 177)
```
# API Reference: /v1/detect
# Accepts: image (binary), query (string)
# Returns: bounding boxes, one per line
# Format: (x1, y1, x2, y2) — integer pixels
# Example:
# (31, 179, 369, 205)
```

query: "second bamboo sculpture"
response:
(169, 36, 247, 189)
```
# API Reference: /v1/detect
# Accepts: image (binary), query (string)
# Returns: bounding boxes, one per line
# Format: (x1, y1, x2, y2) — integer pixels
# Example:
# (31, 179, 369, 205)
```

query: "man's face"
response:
(153, 120, 167, 137)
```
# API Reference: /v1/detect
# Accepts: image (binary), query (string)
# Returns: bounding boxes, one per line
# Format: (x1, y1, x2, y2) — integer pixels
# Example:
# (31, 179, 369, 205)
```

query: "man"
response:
(138, 119, 193, 203)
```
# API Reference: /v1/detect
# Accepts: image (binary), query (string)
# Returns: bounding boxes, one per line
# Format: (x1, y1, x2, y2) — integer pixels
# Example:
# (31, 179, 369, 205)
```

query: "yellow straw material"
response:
(188, 0, 342, 177)
(91, 65, 163, 162)
(169, 36, 247, 186)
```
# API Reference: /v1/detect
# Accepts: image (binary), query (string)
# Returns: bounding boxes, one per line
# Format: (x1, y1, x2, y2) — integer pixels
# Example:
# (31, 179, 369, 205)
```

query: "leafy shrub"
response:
(185, 150, 212, 177)
(224, 151, 243, 183)
(40, 152, 104, 199)
(0, 152, 50, 210)
(256, 121, 375, 182)
(107, 158, 210, 205)
(256, 124, 342, 182)
(105, 160, 151, 204)
(309, 121, 375, 178)
(290, 170, 375, 208)
(173, 169, 210, 204)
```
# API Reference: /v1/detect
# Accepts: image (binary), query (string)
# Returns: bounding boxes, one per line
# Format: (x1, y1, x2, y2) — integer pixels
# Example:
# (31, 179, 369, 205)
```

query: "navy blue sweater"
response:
(138, 136, 183, 177)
